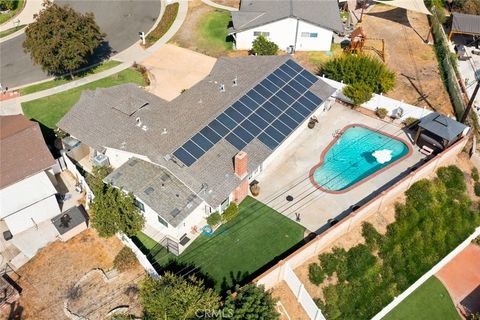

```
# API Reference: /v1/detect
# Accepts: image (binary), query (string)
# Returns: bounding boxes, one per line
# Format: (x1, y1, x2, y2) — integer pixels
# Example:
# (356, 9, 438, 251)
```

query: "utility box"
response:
(92, 154, 109, 167)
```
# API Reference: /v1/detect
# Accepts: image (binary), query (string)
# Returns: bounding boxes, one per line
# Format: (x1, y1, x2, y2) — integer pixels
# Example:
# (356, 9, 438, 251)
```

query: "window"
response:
(301, 32, 318, 38)
(158, 216, 168, 227)
(253, 31, 270, 37)
(134, 199, 145, 212)
(221, 198, 230, 211)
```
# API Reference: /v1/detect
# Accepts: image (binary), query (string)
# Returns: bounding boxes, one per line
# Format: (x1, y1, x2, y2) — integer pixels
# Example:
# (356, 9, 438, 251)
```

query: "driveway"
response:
(0, 0, 160, 88)
(141, 44, 216, 101)
(255, 103, 425, 232)
(436, 243, 480, 316)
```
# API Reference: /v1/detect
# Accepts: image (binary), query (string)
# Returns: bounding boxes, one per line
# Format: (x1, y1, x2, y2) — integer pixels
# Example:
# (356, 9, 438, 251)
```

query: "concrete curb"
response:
(201, 0, 238, 11)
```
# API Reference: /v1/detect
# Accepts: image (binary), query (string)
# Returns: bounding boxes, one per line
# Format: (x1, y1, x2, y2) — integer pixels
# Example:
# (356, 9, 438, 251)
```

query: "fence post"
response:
(297, 284, 304, 301)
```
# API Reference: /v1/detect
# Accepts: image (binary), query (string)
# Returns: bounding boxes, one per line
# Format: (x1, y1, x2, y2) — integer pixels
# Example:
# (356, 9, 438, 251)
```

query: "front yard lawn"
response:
(134, 196, 305, 292)
(384, 276, 460, 320)
(22, 67, 146, 128)
(198, 10, 233, 55)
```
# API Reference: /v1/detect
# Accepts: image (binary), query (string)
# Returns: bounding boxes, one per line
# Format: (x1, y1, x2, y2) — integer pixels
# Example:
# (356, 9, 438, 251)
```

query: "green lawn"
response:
(384, 276, 460, 320)
(134, 196, 305, 292)
(0, 24, 25, 38)
(22, 67, 145, 128)
(198, 10, 233, 56)
(20, 60, 122, 95)
(0, 0, 25, 25)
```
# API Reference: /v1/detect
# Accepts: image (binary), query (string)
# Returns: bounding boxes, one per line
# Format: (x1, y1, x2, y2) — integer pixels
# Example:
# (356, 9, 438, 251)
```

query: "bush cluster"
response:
(113, 246, 137, 272)
(206, 212, 222, 226)
(222, 203, 239, 223)
(375, 107, 388, 119)
(311, 165, 480, 320)
(403, 117, 418, 127)
(251, 35, 279, 56)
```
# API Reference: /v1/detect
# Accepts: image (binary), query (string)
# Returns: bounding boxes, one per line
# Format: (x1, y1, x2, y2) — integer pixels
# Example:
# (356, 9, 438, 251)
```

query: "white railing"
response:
(373, 227, 480, 319)
(283, 263, 326, 320)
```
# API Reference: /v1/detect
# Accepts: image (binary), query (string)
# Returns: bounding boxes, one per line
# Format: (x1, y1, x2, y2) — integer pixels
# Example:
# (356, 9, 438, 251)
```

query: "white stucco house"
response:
(58, 56, 336, 255)
(0, 115, 61, 259)
(228, 0, 343, 52)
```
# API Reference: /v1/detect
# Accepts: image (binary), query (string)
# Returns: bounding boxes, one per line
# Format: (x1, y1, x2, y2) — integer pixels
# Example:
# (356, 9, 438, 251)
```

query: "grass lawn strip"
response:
(145, 2, 179, 47)
(22, 67, 145, 128)
(0, 0, 25, 25)
(0, 24, 25, 38)
(198, 10, 232, 55)
(20, 60, 122, 95)
(134, 196, 305, 292)
(383, 276, 460, 320)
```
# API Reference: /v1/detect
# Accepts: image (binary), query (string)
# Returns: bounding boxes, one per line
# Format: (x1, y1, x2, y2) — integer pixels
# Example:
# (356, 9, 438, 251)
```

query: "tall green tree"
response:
(23, 1, 105, 78)
(91, 185, 144, 237)
(222, 284, 279, 320)
(252, 35, 279, 56)
(140, 273, 220, 320)
(86, 165, 113, 195)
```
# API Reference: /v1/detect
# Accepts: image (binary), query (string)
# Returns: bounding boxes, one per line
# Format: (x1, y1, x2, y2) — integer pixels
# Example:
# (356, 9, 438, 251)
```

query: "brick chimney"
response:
(234, 151, 248, 179)
(233, 151, 249, 204)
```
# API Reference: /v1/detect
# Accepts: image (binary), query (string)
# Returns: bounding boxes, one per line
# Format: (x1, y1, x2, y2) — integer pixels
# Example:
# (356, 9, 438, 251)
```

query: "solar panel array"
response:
(173, 59, 323, 167)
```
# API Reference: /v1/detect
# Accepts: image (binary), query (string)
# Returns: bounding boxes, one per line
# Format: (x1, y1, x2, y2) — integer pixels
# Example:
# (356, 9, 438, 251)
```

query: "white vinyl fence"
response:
(117, 233, 160, 278)
(373, 227, 480, 320)
(320, 77, 433, 121)
(284, 263, 326, 320)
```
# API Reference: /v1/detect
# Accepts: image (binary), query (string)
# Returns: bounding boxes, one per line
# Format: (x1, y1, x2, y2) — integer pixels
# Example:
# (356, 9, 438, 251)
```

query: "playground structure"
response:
(346, 26, 386, 61)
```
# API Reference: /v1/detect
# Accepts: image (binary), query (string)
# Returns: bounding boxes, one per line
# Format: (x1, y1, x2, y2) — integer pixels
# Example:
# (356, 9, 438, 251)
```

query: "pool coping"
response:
(308, 123, 414, 194)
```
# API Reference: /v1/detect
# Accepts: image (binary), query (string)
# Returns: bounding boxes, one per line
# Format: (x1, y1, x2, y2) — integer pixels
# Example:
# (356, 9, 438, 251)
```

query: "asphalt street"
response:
(0, 0, 160, 88)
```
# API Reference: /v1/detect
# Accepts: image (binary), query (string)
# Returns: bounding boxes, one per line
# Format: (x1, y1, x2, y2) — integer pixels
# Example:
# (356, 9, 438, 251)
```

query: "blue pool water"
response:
(312, 126, 410, 191)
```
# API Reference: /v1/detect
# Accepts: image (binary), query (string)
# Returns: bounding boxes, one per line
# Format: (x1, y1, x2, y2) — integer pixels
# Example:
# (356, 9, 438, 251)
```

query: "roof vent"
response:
(136, 117, 142, 127)
(164, 154, 172, 161)
(187, 202, 193, 209)
(219, 84, 225, 92)
(170, 208, 181, 217)
(142, 125, 148, 131)
(144, 187, 155, 195)
(161, 128, 168, 135)
(129, 159, 138, 166)
(232, 78, 238, 87)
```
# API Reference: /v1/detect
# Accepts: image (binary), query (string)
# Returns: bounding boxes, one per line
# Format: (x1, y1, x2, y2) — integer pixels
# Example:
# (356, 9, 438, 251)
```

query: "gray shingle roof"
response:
(230, 0, 343, 33)
(451, 12, 480, 36)
(59, 56, 335, 208)
(104, 158, 203, 227)
(419, 112, 468, 142)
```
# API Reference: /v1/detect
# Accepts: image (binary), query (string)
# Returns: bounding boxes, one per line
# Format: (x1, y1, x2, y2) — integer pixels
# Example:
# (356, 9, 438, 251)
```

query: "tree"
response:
(252, 35, 279, 56)
(86, 165, 113, 195)
(90, 185, 144, 237)
(23, 1, 105, 78)
(0, 0, 19, 10)
(222, 284, 279, 320)
(140, 273, 220, 320)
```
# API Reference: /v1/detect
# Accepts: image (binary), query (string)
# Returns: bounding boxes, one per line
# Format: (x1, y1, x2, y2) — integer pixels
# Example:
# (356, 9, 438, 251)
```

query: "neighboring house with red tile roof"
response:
(0, 115, 61, 259)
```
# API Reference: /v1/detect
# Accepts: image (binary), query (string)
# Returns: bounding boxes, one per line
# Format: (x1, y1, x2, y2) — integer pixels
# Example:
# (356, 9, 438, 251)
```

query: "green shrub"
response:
(222, 203, 239, 222)
(362, 222, 382, 250)
(437, 165, 467, 194)
(343, 82, 373, 106)
(206, 212, 222, 226)
(319, 247, 347, 277)
(113, 246, 137, 272)
(321, 54, 395, 94)
(376, 107, 388, 119)
(251, 35, 278, 55)
(0, 0, 19, 10)
(472, 167, 479, 182)
(308, 263, 325, 285)
(403, 117, 418, 127)
(475, 182, 480, 197)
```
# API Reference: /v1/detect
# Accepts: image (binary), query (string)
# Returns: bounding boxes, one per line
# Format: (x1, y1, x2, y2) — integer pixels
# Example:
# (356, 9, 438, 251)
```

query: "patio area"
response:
(255, 102, 426, 232)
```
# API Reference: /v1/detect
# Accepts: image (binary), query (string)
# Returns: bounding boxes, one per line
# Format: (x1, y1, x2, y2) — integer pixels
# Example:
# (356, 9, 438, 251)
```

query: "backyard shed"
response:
(51, 206, 88, 241)
(414, 112, 469, 149)
(449, 13, 480, 40)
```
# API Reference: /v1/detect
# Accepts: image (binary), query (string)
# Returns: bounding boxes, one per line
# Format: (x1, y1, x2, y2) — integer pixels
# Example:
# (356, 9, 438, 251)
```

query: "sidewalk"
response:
(200, 0, 238, 11)
(0, 0, 43, 41)
(0, 0, 189, 116)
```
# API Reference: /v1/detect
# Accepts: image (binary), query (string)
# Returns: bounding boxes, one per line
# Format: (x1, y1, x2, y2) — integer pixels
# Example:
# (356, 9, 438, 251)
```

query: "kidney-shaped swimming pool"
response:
(310, 124, 412, 193)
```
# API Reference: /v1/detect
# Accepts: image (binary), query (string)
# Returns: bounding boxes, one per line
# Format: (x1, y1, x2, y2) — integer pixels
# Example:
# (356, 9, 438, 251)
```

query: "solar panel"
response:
(173, 147, 196, 166)
(172, 59, 324, 166)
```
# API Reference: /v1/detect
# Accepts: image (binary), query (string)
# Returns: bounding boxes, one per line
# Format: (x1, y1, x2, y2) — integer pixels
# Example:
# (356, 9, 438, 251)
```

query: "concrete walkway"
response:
(0, 0, 43, 41)
(201, 0, 238, 11)
(0, 0, 189, 116)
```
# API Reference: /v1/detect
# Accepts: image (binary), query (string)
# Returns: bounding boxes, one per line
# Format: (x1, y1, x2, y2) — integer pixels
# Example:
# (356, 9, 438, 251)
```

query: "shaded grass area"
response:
(0, 0, 25, 25)
(20, 60, 122, 95)
(384, 276, 460, 320)
(145, 2, 179, 47)
(133, 196, 305, 293)
(0, 24, 25, 38)
(22, 68, 145, 128)
(198, 10, 233, 56)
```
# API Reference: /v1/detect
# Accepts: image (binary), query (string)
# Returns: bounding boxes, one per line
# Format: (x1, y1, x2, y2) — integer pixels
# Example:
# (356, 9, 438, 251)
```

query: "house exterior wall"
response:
(235, 18, 333, 52)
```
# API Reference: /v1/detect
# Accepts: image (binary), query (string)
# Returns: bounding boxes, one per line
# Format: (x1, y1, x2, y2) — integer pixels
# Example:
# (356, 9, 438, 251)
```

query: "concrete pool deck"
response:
(255, 103, 426, 232)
